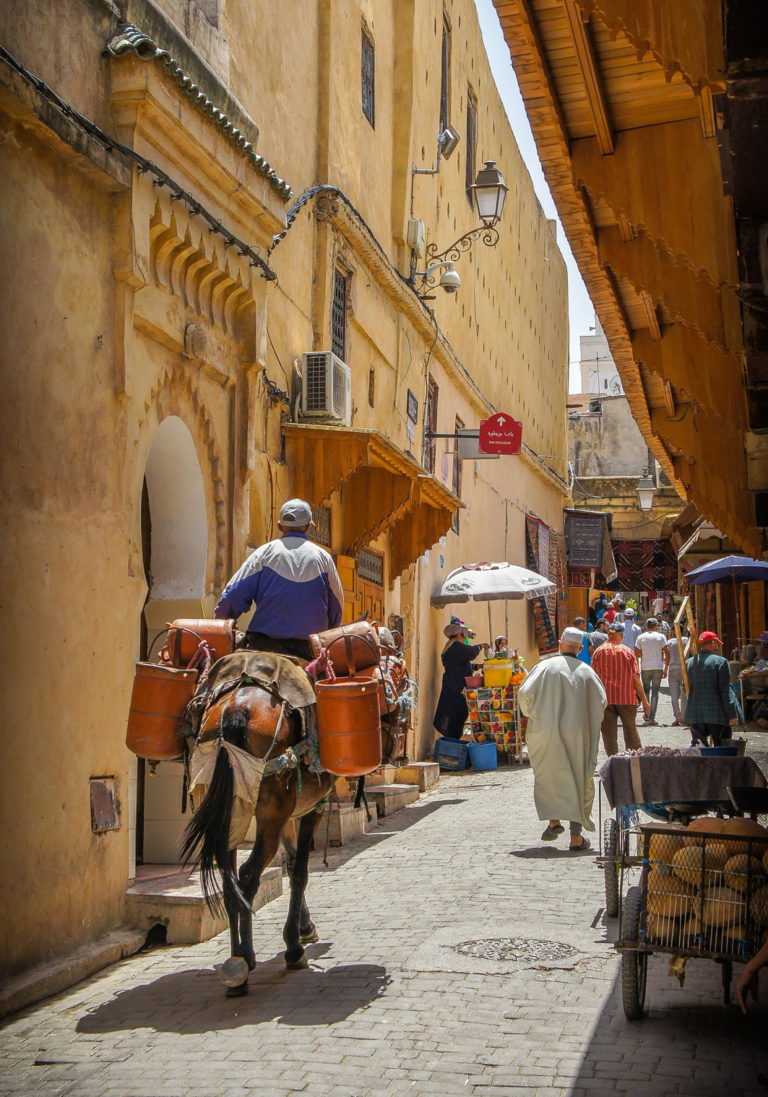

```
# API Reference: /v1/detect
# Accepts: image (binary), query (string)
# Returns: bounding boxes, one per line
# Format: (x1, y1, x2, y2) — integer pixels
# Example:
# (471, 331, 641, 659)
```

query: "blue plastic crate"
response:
(434, 738, 470, 770)
(467, 740, 498, 771)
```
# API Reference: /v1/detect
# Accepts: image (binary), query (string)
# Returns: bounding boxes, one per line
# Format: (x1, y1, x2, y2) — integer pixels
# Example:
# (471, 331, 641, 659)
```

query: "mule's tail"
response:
(180, 740, 248, 917)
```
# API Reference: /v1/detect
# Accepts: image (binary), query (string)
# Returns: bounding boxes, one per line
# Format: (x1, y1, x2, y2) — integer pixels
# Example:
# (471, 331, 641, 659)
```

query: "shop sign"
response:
(479, 412, 523, 454)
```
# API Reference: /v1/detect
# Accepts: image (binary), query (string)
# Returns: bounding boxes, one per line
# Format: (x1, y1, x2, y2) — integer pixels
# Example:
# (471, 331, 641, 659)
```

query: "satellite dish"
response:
(609, 375, 622, 395)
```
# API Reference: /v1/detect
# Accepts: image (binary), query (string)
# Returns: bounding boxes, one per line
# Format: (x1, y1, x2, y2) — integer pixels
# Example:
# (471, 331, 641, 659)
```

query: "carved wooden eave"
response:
(492, 0, 760, 557)
(282, 424, 463, 581)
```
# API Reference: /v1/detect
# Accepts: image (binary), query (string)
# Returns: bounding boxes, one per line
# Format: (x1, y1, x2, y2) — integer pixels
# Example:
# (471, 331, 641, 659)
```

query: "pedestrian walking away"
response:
(635, 616, 669, 724)
(591, 621, 650, 755)
(573, 615, 597, 665)
(621, 607, 642, 652)
(517, 626, 606, 850)
(666, 631, 687, 726)
(214, 498, 344, 660)
(433, 617, 490, 739)
(685, 630, 742, 746)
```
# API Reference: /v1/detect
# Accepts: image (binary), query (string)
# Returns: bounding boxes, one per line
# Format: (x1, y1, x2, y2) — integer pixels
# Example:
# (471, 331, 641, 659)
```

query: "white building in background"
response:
(579, 314, 623, 395)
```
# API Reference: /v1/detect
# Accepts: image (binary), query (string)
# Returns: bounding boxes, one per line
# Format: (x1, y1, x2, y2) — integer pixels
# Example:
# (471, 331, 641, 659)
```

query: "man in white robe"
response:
(518, 627, 607, 850)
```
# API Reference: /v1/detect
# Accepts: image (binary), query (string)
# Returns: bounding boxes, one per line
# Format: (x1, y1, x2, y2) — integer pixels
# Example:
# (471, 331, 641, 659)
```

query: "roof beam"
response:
(563, 0, 614, 155)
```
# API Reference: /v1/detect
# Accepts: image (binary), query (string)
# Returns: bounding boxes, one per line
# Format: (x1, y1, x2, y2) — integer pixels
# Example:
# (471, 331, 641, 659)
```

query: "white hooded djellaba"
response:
(518, 653, 606, 829)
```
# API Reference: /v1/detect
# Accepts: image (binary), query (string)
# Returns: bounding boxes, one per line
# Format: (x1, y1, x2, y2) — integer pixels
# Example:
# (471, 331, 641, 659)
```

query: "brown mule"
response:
(180, 652, 335, 994)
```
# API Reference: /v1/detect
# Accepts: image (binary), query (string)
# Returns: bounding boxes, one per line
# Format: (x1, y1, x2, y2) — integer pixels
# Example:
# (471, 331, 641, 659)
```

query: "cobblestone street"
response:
(2, 686, 767, 1097)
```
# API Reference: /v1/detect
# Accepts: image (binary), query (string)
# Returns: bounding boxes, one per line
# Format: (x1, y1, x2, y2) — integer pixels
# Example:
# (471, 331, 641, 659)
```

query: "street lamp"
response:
(410, 160, 508, 297)
(636, 469, 656, 512)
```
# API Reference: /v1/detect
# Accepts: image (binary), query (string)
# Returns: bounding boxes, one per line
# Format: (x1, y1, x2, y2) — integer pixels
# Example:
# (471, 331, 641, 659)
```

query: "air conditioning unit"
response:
(301, 351, 351, 424)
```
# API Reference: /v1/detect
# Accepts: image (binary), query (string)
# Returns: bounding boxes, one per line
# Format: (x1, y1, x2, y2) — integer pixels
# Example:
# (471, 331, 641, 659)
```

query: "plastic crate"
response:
(434, 738, 470, 770)
(467, 741, 498, 771)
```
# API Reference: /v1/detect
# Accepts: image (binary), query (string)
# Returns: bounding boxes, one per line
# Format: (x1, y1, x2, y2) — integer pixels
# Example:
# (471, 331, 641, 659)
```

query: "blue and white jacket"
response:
(214, 533, 344, 639)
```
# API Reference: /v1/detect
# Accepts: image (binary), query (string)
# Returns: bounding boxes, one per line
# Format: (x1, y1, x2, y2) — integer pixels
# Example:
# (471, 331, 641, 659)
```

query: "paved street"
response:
(2, 685, 767, 1097)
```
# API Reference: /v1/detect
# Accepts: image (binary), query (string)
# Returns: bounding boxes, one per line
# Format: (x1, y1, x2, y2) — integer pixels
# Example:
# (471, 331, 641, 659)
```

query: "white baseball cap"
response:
(278, 498, 314, 528)
(624, 607, 635, 616)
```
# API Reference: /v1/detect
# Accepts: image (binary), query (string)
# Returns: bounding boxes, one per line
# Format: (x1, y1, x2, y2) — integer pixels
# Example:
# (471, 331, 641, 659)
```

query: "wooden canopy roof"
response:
(493, 0, 765, 557)
(282, 424, 462, 581)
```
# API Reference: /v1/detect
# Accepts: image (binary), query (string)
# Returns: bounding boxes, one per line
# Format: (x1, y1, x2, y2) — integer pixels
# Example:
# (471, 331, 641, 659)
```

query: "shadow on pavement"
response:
(311, 798, 466, 872)
(508, 846, 579, 859)
(570, 939, 768, 1097)
(75, 959, 390, 1034)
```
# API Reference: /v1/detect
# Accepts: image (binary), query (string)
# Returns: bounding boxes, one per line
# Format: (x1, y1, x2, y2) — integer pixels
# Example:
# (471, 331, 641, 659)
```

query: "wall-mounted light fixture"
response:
(408, 158, 508, 299)
(636, 468, 657, 512)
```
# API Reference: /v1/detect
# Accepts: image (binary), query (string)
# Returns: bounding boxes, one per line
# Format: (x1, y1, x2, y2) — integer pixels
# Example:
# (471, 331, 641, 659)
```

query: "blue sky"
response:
(475, 0, 594, 392)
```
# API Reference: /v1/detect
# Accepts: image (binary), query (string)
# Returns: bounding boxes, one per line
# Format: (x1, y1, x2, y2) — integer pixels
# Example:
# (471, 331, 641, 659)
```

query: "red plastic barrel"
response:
(315, 676, 382, 776)
(125, 662, 198, 760)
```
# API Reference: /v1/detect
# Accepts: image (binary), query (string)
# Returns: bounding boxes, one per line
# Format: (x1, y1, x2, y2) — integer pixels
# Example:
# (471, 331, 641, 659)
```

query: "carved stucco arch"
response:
(133, 365, 229, 595)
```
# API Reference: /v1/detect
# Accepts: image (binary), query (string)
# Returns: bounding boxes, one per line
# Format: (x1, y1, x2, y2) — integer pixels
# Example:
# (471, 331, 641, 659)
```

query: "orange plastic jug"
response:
(315, 676, 382, 776)
(125, 662, 198, 760)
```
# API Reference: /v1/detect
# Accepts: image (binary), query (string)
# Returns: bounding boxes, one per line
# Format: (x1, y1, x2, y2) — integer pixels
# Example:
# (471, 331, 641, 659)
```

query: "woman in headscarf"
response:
(433, 617, 490, 739)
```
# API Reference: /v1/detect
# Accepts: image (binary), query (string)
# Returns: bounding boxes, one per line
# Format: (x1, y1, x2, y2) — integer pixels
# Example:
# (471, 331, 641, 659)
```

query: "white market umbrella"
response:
(431, 561, 555, 643)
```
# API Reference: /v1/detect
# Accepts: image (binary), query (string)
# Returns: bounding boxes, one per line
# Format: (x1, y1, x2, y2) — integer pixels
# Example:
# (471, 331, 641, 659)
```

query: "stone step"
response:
(365, 782, 420, 816)
(312, 801, 369, 847)
(394, 761, 440, 791)
(125, 862, 283, 945)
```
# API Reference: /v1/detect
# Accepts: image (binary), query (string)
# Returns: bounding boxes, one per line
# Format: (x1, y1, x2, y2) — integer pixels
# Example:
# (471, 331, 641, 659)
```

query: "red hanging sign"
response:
(478, 412, 523, 455)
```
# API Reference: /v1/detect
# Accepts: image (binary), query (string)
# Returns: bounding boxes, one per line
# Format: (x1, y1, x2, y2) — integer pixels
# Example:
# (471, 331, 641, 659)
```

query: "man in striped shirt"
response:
(591, 622, 650, 756)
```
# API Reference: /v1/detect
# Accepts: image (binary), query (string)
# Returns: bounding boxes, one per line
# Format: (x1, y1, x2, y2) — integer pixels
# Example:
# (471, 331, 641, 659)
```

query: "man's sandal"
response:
(541, 824, 565, 841)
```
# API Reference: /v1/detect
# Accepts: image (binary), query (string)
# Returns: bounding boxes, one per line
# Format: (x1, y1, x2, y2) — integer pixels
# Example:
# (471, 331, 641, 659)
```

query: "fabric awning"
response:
(282, 424, 462, 579)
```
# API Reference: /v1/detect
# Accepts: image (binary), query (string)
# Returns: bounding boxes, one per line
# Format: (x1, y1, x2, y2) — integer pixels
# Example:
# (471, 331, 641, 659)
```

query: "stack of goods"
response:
(466, 685, 523, 762)
(642, 818, 768, 955)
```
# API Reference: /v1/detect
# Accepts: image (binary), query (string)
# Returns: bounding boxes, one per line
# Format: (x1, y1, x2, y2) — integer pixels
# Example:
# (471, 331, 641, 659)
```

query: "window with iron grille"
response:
(331, 268, 347, 361)
(465, 86, 477, 204)
(310, 505, 331, 547)
(440, 13, 451, 134)
(361, 26, 375, 128)
(425, 376, 439, 474)
(452, 415, 464, 533)
(357, 548, 383, 585)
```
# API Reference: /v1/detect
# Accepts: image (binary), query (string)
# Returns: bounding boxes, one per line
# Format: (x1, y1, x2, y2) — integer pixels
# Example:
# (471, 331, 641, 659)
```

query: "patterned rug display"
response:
(526, 515, 558, 655)
(611, 539, 677, 593)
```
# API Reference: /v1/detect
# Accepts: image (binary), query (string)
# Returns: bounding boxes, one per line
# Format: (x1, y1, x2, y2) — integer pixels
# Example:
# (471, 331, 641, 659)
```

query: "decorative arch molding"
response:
(134, 365, 229, 592)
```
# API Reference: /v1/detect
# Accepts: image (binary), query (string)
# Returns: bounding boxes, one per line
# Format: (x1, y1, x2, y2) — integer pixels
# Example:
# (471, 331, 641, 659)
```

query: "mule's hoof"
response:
(285, 952, 309, 971)
(220, 956, 250, 988)
(225, 981, 249, 997)
(300, 926, 319, 945)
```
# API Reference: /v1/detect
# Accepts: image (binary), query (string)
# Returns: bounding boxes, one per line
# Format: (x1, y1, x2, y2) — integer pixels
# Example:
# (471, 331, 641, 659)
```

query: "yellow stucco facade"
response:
(0, 0, 568, 980)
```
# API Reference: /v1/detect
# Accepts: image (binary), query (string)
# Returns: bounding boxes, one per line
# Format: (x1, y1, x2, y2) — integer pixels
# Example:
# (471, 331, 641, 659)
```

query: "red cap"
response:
(698, 630, 722, 644)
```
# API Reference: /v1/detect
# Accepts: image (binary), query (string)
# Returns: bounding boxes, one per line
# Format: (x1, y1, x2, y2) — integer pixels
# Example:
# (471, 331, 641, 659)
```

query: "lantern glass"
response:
(636, 476, 656, 512)
(472, 161, 508, 227)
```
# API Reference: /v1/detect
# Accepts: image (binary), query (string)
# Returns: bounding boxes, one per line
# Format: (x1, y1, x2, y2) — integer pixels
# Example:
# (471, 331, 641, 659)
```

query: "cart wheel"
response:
(603, 817, 619, 918)
(721, 960, 732, 1007)
(621, 885, 647, 1021)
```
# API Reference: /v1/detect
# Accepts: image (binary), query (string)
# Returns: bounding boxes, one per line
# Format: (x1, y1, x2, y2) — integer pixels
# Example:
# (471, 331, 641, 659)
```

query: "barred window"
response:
(310, 505, 331, 547)
(331, 268, 347, 361)
(452, 415, 464, 533)
(425, 376, 439, 474)
(362, 27, 375, 128)
(357, 549, 383, 585)
(465, 86, 477, 204)
(440, 13, 451, 134)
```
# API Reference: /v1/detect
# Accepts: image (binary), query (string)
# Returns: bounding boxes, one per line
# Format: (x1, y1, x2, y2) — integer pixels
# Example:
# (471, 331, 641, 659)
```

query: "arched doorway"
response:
(138, 416, 208, 865)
